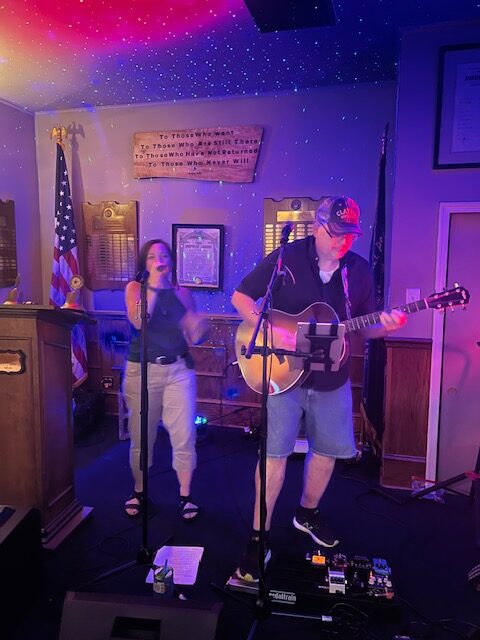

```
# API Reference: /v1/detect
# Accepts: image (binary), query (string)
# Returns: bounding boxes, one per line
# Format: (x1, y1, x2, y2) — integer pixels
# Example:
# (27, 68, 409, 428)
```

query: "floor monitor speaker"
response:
(59, 591, 222, 640)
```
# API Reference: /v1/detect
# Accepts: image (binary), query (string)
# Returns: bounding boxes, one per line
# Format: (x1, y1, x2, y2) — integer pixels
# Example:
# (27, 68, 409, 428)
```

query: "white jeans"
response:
(123, 359, 197, 489)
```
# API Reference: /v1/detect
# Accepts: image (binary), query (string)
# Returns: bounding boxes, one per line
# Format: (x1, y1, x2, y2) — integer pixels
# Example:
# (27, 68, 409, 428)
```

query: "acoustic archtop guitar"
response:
(235, 285, 470, 395)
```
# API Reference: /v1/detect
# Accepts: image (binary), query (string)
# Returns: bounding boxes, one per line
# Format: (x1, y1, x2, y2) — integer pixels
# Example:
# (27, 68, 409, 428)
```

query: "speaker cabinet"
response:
(59, 591, 221, 640)
(0, 507, 42, 629)
(244, 0, 336, 32)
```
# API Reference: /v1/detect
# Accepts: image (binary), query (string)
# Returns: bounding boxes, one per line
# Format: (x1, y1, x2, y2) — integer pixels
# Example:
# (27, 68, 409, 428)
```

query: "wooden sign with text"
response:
(134, 125, 263, 183)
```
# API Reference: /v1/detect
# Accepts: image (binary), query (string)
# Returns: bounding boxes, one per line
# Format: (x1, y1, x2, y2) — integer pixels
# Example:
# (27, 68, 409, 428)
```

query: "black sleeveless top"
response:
(127, 288, 189, 363)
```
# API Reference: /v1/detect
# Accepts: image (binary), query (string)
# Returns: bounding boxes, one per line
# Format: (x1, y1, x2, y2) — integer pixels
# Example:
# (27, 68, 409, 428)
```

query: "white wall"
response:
(0, 101, 41, 303)
(34, 83, 397, 313)
(391, 19, 480, 339)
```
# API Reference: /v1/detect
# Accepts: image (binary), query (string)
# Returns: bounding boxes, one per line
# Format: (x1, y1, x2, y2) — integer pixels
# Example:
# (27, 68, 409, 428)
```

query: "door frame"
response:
(426, 201, 480, 480)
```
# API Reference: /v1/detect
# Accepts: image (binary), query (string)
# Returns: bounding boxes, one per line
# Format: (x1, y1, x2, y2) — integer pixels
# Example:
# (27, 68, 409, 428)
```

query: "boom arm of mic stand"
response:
(241, 344, 300, 359)
(244, 242, 287, 360)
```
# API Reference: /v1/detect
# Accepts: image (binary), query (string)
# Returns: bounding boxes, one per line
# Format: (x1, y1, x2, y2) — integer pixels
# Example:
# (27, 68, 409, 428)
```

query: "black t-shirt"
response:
(236, 236, 375, 390)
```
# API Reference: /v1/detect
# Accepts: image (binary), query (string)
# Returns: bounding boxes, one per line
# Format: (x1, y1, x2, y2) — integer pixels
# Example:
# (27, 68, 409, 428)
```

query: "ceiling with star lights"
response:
(0, 0, 479, 113)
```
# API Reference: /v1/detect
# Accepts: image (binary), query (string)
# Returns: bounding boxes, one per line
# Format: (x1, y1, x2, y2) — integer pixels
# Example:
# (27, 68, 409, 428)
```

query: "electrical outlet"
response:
(406, 288, 420, 303)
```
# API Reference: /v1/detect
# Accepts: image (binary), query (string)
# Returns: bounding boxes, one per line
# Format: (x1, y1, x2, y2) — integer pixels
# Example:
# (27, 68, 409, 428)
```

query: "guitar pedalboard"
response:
(227, 550, 398, 617)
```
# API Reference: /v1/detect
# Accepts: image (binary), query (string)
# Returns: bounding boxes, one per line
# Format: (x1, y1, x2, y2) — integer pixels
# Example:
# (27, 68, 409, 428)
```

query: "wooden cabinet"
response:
(381, 337, 432, 489)
(0, 306, 91, 547)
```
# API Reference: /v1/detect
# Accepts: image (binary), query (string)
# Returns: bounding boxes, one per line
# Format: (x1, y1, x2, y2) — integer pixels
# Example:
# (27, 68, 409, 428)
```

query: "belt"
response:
(151, 354, 186, 365)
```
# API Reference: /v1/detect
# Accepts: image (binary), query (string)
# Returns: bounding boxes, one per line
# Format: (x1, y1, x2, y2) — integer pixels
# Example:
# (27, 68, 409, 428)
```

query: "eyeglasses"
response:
(319, 222, 333, 238)
(319, 222, 358, 243)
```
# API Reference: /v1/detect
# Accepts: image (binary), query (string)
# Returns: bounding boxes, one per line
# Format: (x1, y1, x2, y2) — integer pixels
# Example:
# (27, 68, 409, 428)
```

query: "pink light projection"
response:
(0, 0, 478, 112)
(0, 0, 248, 110)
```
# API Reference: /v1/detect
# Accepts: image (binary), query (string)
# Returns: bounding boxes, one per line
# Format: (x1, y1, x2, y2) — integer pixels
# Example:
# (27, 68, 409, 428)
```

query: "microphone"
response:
(280, 222, 293, 245)
(135, 269, 149, 283)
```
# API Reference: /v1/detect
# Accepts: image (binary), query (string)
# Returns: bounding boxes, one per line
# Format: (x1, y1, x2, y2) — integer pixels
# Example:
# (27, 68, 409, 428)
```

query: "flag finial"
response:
(50, 126, 67, 146)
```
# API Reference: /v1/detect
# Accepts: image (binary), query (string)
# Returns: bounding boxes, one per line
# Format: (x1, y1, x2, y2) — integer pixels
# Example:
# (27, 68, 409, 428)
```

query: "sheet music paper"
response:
(145, 545, 204, 585)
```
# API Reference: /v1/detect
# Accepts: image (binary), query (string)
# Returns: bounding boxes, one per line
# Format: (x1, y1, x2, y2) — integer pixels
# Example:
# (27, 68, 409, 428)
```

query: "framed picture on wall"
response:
(172, 224, 224, 290)
(434, 43, 480, 169)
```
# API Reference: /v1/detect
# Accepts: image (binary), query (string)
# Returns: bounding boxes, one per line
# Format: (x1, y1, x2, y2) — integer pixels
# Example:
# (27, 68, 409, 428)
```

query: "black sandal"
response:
(180, 496, 199, 521)
(124, 491, 143, 518)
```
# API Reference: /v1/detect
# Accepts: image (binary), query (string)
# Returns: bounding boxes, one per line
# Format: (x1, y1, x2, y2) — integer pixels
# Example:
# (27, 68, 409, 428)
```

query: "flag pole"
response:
(361, 123, 389, 455)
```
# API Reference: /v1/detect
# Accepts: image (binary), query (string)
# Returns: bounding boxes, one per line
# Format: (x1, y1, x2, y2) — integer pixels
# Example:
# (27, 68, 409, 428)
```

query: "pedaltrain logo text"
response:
(269, 589, 297, 605)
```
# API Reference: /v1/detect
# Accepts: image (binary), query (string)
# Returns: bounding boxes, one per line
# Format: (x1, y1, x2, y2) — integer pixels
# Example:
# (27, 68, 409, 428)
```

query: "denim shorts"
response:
(266, 381, 356, 459)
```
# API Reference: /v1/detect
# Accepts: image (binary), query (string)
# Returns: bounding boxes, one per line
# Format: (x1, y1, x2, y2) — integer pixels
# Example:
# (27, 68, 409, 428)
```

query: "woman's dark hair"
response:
(136, 239, 177, 285)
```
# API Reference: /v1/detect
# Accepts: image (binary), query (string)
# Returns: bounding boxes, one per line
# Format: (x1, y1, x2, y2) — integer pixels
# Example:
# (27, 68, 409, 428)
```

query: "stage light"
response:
(194, 415, 208, 426)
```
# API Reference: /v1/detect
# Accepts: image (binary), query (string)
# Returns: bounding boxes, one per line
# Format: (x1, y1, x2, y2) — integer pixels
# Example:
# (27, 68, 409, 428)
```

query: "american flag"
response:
(49, 142, 88, 388)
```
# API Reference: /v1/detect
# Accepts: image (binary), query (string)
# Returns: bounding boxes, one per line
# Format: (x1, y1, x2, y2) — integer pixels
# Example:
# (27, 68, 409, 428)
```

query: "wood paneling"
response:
(84, 310, 131, 422)
(191, 314, 261, 427)
(381, 337, 432, 489)
(86, 311, 364, 447)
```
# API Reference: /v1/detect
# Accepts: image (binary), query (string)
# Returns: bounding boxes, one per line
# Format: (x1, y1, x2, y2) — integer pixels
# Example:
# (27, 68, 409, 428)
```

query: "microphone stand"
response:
(73, 271, 161, 591)
(137, 269, 154, 564)
(242, 229, 291, 631)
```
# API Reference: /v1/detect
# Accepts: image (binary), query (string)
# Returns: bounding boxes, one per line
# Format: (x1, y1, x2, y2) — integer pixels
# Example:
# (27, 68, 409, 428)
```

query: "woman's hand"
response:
(182, 311, 211, 345)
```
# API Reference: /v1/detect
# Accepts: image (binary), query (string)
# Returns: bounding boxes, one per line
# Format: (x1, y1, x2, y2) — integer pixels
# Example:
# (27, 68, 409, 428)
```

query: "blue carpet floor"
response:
(6, 418, 480, 640)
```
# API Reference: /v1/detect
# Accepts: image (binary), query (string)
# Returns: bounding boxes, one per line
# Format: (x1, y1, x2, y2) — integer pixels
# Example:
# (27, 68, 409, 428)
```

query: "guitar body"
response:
(235, 302, 344, 395)
(234, 285, 470, 396)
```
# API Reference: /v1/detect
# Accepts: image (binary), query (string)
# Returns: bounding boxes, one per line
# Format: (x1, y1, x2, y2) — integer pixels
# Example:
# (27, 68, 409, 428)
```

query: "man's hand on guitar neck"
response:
(364, 309, 406, 338)
(381, 309, 406, 331)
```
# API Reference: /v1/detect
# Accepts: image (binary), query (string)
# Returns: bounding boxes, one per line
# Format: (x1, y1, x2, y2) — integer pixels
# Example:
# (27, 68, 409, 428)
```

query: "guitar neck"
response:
(345, 299, 428, 333)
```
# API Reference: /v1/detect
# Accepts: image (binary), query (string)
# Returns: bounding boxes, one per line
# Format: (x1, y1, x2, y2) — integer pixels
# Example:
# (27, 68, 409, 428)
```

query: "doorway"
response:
(427, 202, 480, 494)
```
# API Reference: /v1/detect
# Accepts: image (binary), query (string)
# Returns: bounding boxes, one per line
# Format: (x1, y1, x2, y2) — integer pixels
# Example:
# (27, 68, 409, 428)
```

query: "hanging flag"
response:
(361, 123, 388, 454)
(49, 141, 88, 388)
(371, 123, 387, 310)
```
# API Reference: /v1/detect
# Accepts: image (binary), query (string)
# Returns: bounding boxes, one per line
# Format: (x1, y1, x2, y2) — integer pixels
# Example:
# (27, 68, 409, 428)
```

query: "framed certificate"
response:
(434, 43, 480, 169)
(172, 224, 224, 290)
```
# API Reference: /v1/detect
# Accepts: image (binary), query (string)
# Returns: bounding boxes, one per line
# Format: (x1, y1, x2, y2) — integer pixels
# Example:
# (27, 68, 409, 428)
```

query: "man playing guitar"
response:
(231, 195, 406, 583)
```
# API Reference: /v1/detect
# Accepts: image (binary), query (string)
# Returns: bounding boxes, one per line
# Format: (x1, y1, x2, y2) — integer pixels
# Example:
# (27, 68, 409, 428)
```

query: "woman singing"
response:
(123, 238, 209, 521)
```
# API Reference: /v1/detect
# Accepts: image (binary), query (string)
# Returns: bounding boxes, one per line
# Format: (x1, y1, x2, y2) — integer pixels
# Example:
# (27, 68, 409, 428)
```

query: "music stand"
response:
(295, 321, 346, 374)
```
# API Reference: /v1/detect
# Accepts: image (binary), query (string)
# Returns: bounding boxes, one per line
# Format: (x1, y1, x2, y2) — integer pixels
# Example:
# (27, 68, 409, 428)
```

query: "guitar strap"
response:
(341, 264, 352, 321)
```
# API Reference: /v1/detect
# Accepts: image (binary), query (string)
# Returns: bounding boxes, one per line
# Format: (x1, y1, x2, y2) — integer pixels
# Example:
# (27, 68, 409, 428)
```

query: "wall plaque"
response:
(82, 201, 138, 290)
(134, 125, 263, 183)
(0, 350, 25, 374)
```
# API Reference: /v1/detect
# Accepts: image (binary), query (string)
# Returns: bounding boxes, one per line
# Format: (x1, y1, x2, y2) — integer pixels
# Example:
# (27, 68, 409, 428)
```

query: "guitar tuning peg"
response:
(454, 282, 459, 288)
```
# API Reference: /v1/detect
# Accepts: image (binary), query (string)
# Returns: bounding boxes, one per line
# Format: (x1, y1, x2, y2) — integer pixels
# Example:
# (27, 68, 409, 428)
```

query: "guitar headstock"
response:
(427, 284, 470, 310)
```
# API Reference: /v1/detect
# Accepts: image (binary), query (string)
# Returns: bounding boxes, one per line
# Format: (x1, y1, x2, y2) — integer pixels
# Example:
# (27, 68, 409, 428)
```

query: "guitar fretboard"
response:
(345, 299, 428, 333)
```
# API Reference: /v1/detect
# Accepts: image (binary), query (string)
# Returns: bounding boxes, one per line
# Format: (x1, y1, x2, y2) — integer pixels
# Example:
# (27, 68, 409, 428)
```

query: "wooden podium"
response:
(0, 305, 92, 548)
